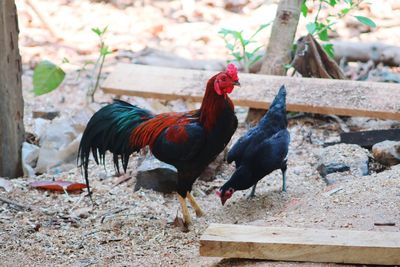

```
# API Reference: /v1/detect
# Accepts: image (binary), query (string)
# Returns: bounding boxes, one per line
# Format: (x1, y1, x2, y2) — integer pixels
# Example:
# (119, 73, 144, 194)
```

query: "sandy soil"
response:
(1, 0, 399, 266)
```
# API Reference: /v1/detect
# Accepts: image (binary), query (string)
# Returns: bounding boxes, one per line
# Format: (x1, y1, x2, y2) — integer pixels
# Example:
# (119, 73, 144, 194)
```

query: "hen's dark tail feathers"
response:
(77, 99, 153, 196)
(260, 85, 287, 127)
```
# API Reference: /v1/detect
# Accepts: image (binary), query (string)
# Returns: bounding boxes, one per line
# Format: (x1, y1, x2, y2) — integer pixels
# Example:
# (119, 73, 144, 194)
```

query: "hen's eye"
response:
(221, 77, 227, 81)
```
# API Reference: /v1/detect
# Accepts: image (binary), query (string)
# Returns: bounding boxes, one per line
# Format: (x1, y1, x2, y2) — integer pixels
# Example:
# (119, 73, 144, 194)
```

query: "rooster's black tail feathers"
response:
(77, 100, 153, 195)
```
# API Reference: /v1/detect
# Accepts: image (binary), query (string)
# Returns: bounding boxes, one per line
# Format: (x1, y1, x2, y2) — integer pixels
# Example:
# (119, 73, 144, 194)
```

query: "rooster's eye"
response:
(221, 77, 226, 81)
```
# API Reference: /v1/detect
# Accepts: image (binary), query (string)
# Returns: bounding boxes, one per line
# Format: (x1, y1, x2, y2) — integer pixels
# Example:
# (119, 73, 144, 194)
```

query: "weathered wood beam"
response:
(340, 129, 400, 148)
(200, 224, 400, 265)
(101, 63, 400, 120)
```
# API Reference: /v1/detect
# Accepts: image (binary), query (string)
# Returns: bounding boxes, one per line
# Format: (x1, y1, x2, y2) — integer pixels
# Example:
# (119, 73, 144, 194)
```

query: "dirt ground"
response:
(1, 0, 400, 266)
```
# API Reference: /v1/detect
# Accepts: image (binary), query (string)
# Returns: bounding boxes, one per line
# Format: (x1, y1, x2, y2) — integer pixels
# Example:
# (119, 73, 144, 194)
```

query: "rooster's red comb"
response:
(226, 63, 238, 81)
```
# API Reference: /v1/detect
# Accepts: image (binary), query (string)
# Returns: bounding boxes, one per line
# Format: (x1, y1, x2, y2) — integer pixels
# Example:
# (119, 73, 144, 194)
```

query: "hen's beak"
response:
(221, 198, 227, 206)
(234, 81, 241, 86)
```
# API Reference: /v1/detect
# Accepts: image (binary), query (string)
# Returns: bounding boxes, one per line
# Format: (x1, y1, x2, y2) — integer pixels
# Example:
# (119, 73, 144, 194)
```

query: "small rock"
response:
(0, 177, 13, 192)
(372, 140, 400, 166)
(22, 142, 40, 177)
(135, 155, 178, 193)
(32, 110, 60, 120)
(316, 144, 369, 178)
(70, 207, 92, 219)
(35, 117, 80, 174)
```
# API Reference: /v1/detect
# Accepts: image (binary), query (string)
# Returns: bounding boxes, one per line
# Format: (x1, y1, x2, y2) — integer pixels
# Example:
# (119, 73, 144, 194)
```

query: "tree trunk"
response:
(246, 0, 302, 123)
(259, 0, 302, 75)
(0, 0, 25, 178)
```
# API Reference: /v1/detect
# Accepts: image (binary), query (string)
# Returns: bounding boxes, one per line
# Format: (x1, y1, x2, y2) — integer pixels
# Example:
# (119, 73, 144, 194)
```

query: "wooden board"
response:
(340, 129, 400, 148)
(101, 63, 400, 120)
(199, 224, 400, 265)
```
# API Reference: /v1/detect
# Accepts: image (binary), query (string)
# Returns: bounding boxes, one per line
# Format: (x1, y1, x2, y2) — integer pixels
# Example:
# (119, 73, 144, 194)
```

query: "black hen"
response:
(217, 85, 289, 205)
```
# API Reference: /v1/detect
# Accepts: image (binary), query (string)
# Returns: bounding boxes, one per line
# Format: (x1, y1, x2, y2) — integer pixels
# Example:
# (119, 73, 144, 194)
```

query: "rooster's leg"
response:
(248, 183, 257, 198)
(186, 192, 204, 217)
(177, 194, 192, 225)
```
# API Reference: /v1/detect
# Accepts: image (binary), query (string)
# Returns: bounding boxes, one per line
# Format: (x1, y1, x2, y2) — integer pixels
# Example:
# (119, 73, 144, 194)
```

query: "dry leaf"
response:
(112, 174, 132, 187)
(172, 214, 189, 233)
(30, 180, 87, 192)
(0, 177, 13, 192)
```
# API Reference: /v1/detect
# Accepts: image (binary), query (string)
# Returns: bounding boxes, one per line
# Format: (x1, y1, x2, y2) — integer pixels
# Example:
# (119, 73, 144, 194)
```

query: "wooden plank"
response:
(101, 63, 400, 120)
(340, 129, 400, 148)
(199, 224, 400, 265)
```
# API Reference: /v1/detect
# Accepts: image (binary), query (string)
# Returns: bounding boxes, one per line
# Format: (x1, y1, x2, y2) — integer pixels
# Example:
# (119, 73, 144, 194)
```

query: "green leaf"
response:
(301, 0, 308, 17)
(226, 43, 235, 51)
(328, 0, 337, 6)
(33, 60, 65, 96)
(318, 28, 329, 41)
(100, 46, 112, 56)
(283, 63, 293, 69)
(218, 28, 229, 37)
(322, 43, 335, 58)
(91, 27, 102, 36)
(340, 8, 350, 15)
(245, 52, 253, 60)
(92, 26, 108, 37)
(232, 52, 243, 61)
(250, 22, 272, 39)
(101, 26, 108, 35)
(354, 16, 376, 28)
(306, 22, 317, 34)
(344, 0, 353, 5)
(251, 45, 264, 55)
(236, 31, 245, 46)
(249, 55, 262, 67)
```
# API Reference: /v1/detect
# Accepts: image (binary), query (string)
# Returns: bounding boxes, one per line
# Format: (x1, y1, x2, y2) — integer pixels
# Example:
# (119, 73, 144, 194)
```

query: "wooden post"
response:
(247, 0, 302, 123)
(0, 0, 25, 178)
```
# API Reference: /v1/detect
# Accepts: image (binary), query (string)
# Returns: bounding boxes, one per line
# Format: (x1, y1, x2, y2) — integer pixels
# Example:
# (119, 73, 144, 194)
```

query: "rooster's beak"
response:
(234, 81, 240, 86)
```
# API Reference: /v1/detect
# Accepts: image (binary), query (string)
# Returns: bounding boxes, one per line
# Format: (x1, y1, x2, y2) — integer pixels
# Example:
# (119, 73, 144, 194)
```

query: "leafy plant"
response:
(87, 26, 113, 102)
(32, 26, 112, 102)
(219, 22, 271, 73)
(301, 0, 376, 58)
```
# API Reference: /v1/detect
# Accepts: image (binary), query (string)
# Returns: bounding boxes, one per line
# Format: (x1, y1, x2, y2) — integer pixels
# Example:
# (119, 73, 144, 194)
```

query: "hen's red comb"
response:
(226, 63, 238, 81)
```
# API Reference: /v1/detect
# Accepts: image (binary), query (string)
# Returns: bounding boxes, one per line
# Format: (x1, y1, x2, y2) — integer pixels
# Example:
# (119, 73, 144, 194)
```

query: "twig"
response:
(323, 187, 343, 197)
(327, 114, 350, 133)
(0, 196, 31, 211)
(68, 194, 85, 214)
(99, 207, 129, 223)
(374, 222, 396, 226)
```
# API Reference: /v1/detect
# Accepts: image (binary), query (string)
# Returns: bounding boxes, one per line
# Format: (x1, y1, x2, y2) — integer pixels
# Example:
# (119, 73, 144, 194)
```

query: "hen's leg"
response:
(177, 194, 192, 225)
(187, 192, 204, 217)
(281, 162, 287, 192)
(248, 183, 257, 198)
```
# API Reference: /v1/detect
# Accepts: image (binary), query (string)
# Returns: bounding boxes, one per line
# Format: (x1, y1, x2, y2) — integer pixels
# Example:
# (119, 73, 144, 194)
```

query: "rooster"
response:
(217, 85, 289, 205)
(78, 64, 240, 225)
